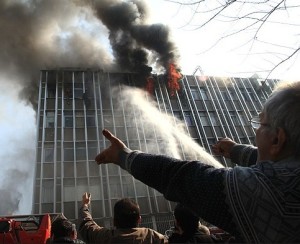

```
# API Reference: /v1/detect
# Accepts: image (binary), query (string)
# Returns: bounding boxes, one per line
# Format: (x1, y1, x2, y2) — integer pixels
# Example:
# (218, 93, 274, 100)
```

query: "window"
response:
(47, 84, 56, 98)
(46, 111, 55, 128)
(220, 90, 229, 100)
(184, 112, 194, 126)
(199, 112, 209, 126)
(76, 148, 86, 161)
(239, 113, 248, 126)
(86, 114, 96, 127)
(190, 87, 201, 100)
(64, 148, 74, 161)
(42, 180, 54, 203)
(229, 112, 240, 125)
(173, 111, 182, 121)
(90, 178, 101, 199)
(228, 89, 237, 100)
(209, 112, 219, 126)
(64, 85, 72, 99)
(64, 111, 73, 128)
(109, 176, 122, 198)
(122, 176, 135, 197)
(63, 185, 75, 202)
(200, 88, 208, 100)
(44, 148, 54, 162)
(74, 88, 83, 99)
(75, 111, 85, 128)
(76, 117, 85, 127)
(247, 88, 258, 102)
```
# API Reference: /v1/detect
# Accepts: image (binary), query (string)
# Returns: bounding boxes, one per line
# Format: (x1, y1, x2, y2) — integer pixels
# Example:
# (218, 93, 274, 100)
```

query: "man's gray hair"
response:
(263, 81, 300, 157)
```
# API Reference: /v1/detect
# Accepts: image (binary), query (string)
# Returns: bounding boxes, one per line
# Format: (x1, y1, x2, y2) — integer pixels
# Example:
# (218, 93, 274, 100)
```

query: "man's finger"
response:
(102, 129, 114, 141)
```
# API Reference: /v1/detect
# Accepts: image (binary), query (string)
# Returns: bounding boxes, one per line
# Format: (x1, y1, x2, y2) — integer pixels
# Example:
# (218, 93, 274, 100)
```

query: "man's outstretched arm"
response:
(95, 129, 239, 236)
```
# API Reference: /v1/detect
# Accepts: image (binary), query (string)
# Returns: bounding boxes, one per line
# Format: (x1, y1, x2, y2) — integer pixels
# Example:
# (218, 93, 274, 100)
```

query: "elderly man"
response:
(95, 81, 300, 243)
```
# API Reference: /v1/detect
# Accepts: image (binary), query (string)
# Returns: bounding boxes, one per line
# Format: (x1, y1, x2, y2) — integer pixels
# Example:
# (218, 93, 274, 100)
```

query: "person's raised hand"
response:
(212, 137, 237, 159)
(95, 129, 128, 165)
(82, 192, 91, 206)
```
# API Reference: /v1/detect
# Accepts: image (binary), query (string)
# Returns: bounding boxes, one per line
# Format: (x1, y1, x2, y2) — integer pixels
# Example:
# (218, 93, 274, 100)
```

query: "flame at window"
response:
(145, 76, 155, 95)
(168, 64, 182, 96)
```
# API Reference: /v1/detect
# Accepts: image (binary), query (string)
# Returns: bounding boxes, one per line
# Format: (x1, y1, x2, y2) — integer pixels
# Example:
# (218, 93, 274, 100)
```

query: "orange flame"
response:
(168, 63, 182, 96)
(145, 76, 155, 95)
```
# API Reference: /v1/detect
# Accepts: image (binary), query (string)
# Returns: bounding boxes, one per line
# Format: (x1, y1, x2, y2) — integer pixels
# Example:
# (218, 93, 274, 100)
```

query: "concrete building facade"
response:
(33, 68, 278, 233)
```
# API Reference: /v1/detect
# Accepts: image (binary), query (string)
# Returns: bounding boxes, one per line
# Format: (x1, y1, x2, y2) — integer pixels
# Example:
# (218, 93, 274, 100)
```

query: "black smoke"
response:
(92, 0, 179, 77)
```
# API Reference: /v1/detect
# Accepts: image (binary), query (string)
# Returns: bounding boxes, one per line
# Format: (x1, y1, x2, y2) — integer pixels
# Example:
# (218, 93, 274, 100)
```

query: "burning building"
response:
(33, 68, 278, 233)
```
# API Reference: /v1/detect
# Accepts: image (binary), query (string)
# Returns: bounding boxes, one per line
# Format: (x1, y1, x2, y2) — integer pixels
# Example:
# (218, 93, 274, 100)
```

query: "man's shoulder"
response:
(135, 227, 166, 240)
(136, 227, 165, 235)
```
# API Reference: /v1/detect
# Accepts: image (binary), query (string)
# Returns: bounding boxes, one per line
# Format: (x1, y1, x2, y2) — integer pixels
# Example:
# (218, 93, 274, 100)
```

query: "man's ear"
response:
(137, 215, 142, 224)
(270, 127, 287, 158)
(71, 230, 77, 240)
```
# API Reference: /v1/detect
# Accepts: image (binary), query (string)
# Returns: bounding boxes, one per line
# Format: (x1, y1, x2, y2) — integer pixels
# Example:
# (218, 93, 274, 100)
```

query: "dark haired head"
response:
(114, 198, 140, 228)
(51, 217, 75, 240)
(173, 203, 200, 236)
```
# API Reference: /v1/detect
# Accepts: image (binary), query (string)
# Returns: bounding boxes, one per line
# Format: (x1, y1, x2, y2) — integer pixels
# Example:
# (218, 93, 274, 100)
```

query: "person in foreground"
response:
(168, 203, 214, 243)
(78, 192, 167, 243)
(95, 81, 300, 243)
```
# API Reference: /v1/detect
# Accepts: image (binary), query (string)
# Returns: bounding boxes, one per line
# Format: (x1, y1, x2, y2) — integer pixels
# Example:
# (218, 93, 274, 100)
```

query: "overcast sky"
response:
(0, 0, 299, 215)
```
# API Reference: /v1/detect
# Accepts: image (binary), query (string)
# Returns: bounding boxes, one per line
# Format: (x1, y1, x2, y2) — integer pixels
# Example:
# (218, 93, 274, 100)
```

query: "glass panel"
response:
(199, 112, 209, 126)
(63, 185, 75, 202)
(191, 87, 201, 100)
(64, 148, 74, 161)
(184, 112, 194, 126)
(64, 162, 74, 177)
(76, 162, 87, 177)
(64, 116, 73, 128)
(109, 176, 122, 198)
(42, 180, 54, 203)
(44, 148, 54, 162)
(46, 111, 55, 128)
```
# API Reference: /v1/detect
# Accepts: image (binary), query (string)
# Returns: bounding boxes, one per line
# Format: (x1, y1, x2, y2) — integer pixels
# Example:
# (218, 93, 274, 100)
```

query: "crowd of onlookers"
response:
(48, 194, 235, 243)
(48, 80, 300, 243)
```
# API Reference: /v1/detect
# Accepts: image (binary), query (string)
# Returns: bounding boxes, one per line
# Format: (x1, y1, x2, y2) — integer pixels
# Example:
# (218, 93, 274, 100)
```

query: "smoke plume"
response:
(92, 0, 179, 78)
(0, 0, 179, 214)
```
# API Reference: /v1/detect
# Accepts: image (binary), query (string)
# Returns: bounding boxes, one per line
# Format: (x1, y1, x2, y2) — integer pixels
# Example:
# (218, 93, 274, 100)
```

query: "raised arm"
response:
(212, 138, 258, 166)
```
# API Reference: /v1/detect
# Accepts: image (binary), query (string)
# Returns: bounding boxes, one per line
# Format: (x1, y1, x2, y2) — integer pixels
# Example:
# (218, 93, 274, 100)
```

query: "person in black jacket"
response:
(51, 217, 85, 243)
(168, 203, 214, 243)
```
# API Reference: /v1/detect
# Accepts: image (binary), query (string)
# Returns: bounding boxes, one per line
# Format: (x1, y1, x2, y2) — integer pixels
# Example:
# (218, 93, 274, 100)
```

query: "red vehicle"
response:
(0, 214, 58, 244)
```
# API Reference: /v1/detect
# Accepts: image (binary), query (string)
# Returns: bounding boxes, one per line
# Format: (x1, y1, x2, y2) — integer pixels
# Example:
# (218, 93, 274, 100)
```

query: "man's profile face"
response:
(255, 112, 274, 162)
